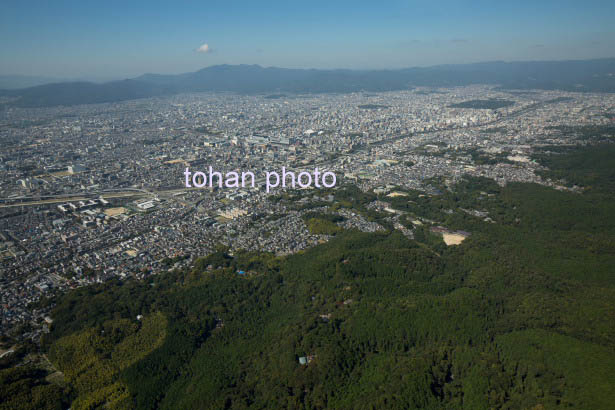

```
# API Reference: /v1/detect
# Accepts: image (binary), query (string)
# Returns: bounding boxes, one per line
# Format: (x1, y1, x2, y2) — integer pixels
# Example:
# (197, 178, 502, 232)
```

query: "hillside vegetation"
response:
(3, 143, 615, 409)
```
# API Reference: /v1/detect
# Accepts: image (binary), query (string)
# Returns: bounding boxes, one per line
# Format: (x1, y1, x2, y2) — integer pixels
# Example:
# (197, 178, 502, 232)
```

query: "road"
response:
(0, 97, 557, 208)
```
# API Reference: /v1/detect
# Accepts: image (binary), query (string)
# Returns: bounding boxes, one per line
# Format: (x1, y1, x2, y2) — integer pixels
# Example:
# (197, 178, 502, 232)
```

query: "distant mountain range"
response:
(0, 75, 69, 90)
(1, 58, 614, 108)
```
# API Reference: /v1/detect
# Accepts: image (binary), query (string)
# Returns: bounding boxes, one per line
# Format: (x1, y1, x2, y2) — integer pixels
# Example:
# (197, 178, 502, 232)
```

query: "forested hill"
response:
(3, 143, 615, 409)
(2, 58, 615, 107)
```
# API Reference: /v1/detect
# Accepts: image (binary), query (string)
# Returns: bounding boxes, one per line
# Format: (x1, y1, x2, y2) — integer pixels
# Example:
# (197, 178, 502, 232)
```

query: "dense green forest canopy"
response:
(448, 99, 515, 109)
(3, 143, 615, 409)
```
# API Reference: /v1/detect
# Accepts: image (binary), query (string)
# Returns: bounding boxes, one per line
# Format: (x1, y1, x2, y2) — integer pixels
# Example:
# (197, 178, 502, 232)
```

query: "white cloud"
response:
(196, 43, 211, 53)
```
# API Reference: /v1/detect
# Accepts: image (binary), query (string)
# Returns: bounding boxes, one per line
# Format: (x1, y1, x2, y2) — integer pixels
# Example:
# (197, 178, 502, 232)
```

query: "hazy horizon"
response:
(1, 56, 615, 87)
(1, 0, 614, 79)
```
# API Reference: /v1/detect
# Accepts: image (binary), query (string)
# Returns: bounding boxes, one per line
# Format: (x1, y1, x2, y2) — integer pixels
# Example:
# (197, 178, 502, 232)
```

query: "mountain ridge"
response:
(2, 58, 615, 107)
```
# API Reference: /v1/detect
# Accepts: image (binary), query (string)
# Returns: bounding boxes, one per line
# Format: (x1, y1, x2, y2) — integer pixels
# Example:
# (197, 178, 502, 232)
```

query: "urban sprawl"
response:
(1, 85, 614, 343)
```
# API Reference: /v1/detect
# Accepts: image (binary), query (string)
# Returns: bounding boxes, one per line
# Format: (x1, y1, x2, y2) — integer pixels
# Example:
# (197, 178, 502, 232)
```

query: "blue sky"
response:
(1, 0, 613, 79)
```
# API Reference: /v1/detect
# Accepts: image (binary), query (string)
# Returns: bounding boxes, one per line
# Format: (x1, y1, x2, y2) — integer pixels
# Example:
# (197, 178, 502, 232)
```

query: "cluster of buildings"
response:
(1, 85, 614, 341)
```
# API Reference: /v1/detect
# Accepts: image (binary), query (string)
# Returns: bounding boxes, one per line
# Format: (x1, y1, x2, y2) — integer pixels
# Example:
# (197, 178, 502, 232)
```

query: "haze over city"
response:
(2, 2, 615, 409)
